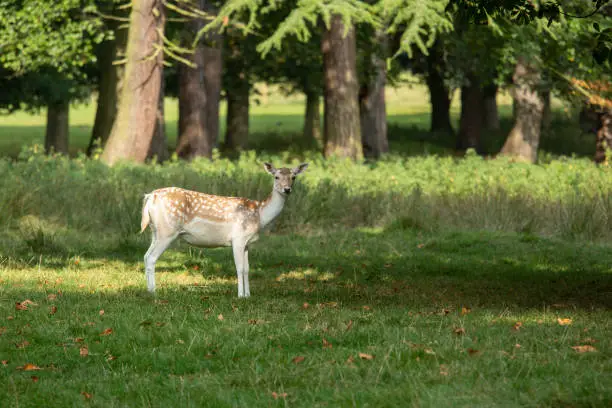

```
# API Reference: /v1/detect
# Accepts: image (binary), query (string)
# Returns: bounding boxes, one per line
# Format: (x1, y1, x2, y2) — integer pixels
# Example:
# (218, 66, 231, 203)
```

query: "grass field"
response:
(0, 84, 610, 407)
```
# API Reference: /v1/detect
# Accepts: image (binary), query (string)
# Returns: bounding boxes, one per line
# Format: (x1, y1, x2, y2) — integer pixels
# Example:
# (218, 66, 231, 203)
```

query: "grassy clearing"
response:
(0, 82, 610, 406)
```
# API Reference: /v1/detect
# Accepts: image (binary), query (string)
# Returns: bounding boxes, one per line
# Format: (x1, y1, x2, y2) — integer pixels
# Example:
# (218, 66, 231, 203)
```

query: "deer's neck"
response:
(259, 190, 286, 229)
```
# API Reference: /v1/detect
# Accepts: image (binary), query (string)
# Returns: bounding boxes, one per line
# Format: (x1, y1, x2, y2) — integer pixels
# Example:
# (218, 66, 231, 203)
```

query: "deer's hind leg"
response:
(144, 223, 177, 294)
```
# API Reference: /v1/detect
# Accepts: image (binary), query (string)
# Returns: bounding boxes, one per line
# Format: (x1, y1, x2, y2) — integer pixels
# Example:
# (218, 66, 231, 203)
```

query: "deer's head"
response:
(264, 162, 308, 195)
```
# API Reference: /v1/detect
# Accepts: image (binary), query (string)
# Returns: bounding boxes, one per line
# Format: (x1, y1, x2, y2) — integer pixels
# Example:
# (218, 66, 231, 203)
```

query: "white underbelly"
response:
(179, 218, 233, 248)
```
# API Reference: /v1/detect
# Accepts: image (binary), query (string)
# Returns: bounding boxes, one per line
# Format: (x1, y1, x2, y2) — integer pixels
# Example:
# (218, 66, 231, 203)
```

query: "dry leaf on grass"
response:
(99, 328, 113, 336)
(81, 392, 92, 400)
(345, 320, 353, 331)
(467, 348, 480, 356)
(15, 302, 28, 311)
(74, 337, 85, 343)
(1, 360, 8, 366)
(21, 299, 37, 306)
(322, 338, 333, 349)
(99, 310, 105, 316)
(346, 355, 355, 365)
(17, 363, 41, 371)
(31, 376, 39, 382)
(217, 314, 224, 321)
(15, 340, 30, 349)
(453, 327, 466, 336)
(49, 306, 57, 315)
(80, 347, 89, 357)
(292, 356, 305, 364)
(461, 307, 471, 315)
(358, 352, 374, 360)
(512, 322, 523, 331)
(439, 364, 449, 376)
(557, 318, 572, 326)
(571, 345, 597, 353)
(302, 302, 310, 309)
(47, 294, 57, 301)
(271, 392, 287, 400)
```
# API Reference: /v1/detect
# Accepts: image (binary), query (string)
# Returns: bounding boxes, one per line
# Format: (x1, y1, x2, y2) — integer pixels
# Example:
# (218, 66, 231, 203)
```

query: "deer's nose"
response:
(283, 187, 292, 194)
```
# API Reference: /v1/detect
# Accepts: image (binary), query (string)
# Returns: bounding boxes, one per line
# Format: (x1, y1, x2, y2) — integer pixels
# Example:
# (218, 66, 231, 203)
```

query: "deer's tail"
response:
(140, 194, 153, 233)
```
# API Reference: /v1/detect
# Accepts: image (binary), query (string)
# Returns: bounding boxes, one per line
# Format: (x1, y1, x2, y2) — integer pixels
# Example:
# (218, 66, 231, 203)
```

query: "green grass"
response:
(1, 228, 610, 407)
(0, 82, 610, 406)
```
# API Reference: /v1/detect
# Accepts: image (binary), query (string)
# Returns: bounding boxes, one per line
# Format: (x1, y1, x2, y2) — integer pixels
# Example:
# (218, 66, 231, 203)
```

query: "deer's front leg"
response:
(232, 240, 247, 297)
(243, 247, 250, 297)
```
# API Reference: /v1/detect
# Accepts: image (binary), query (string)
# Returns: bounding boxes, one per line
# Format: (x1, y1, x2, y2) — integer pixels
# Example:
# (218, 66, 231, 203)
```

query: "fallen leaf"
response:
(74, 337, 85, 343)
(106, 355, 117, 361)
(417, 243, 425, 249)
(424, 348, 436, 355)
(0, 327, 6, 335)
(358, 352, 374, 360)
(571, 345, 597, 353)
(292, 356, 305, 364)
(99, 310, 105, 316)
(346, 355, 355, 365)
(302, 302, 310, 309)
(442, 309, 451, 315)
(16, 340, 30, 349)
(581, 337, 597, 344)
(49, 306, 57, 315)
(47, 294, 57, 301)
(247, 319, 262, 325)
(322, 338, 332, 349)
(15, 302, 28, 311)
(461, 307, 471, 316)
(99, 328, 113, 336)
(1, 360, 8, 366)
(7, 316, 14, 320)
(362, 305, 371, 311)
(176, 339, 185, 344)
(31, 376, 39, 382)
(345, 320, 353, 331)
(515, 343, 522, 349)
(21, 299, 37, 306)
(217, 314, 224, 321)
(439, 364, 449, 376)
(467, 348, 480, 356)
(557, 318, 572, 326)
(512, 321, 523, 331)
(80, 346, 89, 357)
(454, 327, 466, 336)
(271, 392, 287, 400)
(81, 392, 92, 400)
(18, 363, 41, 371)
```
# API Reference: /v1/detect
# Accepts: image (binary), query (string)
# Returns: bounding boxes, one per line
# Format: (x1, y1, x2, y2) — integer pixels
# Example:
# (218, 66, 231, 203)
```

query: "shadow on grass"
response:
(4, 226, 611, 311)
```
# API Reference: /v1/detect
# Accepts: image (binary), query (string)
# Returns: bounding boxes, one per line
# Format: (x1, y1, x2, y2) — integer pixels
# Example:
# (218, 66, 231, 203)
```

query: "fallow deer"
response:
(140, 162, 308, 297)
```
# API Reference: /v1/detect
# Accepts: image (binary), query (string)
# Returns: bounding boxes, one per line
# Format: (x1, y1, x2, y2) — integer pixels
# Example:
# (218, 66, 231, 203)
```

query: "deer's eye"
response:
(275, 176, 279, 180)
(291, 176, 296, 181)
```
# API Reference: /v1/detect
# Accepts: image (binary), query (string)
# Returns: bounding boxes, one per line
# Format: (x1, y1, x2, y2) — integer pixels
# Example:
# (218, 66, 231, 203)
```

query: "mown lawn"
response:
(1, 227, 611, 407)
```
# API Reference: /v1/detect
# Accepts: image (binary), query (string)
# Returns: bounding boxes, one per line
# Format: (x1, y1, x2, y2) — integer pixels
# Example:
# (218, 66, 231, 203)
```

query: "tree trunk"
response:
(176, 42, 212, 159)
(595, 111, 612, 164)
(457, 75, 484, 153)
(303, 92, 322, 144)
(541, 89, 551, 132)
(147, 78, 168, 161)
(202, 31, 222, 150)
(359, 35, 388, 159)
(482, 84, 500, 130)
(101, 0, 165, 165)
(321, 15, 362, 160)
(224, 85, 249, 151)
(88, 23, 127, 155)
(500, 57, 544, 163)
(45, 101, 69, 154)
(426, 41, 454, 136)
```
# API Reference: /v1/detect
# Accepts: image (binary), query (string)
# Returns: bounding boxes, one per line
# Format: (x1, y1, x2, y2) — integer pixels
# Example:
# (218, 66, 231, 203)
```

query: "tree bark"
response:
(303, 92, 322, 144)
(101, 0, 165, 165)
(147, 78, 168, 161)
(482, 84, 500, 130)
(500, 57, 544, 163)
(359, 36, 388, 159)
(541, 89, 552, 132)
(456, 75, 484, 153)
(45, 101, 69, 154)
(595, 111, 612, 164)
(426, 41, 454, 136)
(321, 15, 362, 160)
(202, 31, 222, 150)
(224, 85, 249, 151)
(88, 23, 127, 155)
(176, 43, 212, 159)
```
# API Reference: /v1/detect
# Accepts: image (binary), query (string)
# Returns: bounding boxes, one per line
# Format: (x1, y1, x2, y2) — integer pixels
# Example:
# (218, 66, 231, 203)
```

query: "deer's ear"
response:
(263, 162, 276, 175)
(292, 163, 309, 175)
